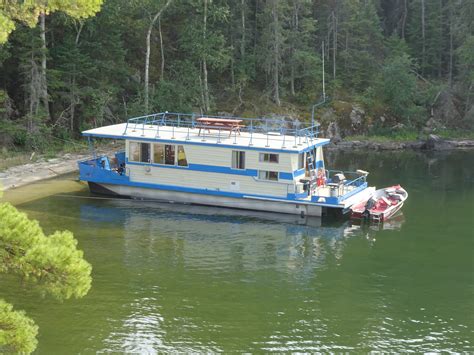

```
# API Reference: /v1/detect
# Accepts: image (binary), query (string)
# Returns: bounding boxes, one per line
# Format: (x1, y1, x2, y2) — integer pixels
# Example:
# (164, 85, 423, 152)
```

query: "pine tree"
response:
(0, 202, 92, 353)
(338, 0, 384, 91)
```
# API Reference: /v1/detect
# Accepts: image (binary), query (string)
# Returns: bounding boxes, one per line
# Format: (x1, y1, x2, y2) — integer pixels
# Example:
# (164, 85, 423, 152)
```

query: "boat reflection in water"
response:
(76, 198, 407, 352)
(79, 198, 405, 271)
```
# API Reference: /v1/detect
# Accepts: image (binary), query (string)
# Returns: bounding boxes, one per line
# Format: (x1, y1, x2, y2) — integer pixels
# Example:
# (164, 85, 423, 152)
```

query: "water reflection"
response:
(6, 149, 472, 353)
(74, 199, 404, 352)
(79, 199, 382, 273)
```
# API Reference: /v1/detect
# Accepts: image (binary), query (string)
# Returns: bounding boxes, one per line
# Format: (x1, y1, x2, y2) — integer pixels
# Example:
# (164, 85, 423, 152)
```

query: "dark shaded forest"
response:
(0, 0, 473, 150)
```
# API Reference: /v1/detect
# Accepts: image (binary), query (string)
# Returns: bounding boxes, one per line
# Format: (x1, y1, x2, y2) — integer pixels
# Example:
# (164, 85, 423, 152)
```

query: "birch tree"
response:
(259, 0, 286, 106)
(144, 0, 173, 114)
(0, 0, 103, 125)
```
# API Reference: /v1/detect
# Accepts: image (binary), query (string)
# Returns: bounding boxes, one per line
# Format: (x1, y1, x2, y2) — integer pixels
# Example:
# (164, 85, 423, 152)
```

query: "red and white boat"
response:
(350, 185, 408, 222)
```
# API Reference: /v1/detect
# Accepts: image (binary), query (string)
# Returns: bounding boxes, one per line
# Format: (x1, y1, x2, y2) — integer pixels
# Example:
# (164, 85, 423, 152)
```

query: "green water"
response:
(1, 150, 473, 353)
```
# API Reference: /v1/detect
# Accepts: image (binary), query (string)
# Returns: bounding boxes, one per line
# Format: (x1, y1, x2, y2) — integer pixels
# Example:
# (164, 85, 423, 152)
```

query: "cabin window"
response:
(177, 145, 188, 166)
(153, 144, 165, 164)
(129, 142, 150, 163)
(165, 145, 175, 165)
(152, 144, 176, 165)
(129, 142, 140, 162)
(258, 170, 279, 181)
(140, 143, 151, 163)
(259, 153, 279, 163)
(231, 151, 245, 169)
(298, 153, 305, 169)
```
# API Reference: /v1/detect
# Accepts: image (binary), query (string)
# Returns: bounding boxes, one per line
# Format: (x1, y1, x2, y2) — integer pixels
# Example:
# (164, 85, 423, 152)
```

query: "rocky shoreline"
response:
(1, 136, 473, 192)
(0, 147, 117, 192)
(327, 135, 474, 151)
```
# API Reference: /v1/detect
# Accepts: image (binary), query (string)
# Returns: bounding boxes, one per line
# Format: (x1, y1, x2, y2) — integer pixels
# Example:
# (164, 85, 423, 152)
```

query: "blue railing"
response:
(122, 112, 320, 142)
(326, 170, 367, 187)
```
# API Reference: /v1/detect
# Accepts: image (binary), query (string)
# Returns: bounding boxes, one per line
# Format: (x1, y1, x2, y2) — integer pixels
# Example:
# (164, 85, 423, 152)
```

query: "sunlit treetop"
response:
(0, 0, 103, 43)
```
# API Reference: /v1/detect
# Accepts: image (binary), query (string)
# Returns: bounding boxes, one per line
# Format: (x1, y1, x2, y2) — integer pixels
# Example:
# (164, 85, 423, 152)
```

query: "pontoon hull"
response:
(88, 182, 323, 217)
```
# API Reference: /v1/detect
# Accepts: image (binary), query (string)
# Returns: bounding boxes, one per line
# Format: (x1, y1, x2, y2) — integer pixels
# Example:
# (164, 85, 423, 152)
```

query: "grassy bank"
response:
(345, 129, 474, 143)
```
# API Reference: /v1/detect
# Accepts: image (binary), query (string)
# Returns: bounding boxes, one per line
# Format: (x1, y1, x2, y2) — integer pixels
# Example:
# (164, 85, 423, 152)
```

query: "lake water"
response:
(1, 149, 473, 353)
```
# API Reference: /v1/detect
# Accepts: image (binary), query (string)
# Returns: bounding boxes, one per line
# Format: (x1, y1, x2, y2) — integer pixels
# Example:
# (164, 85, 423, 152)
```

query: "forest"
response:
(0, 0, 473, 151)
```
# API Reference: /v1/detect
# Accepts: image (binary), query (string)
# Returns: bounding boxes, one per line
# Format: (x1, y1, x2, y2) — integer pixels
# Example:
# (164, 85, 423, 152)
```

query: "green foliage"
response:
(338, 0, 384, 90)
(375, 53, 425, 125)
(347, 130, 419, 142)
(0, 0, 473, 147)
(0, 203, 92, 299)
(457, 35, 474, 85)
(0, 202, 92, 353)
(0, 0, 103, 43)
(0, 299, 38, 354)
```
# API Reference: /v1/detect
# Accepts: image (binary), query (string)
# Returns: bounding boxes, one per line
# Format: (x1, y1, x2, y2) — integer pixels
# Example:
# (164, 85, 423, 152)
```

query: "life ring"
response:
(316, 169, 326, 186)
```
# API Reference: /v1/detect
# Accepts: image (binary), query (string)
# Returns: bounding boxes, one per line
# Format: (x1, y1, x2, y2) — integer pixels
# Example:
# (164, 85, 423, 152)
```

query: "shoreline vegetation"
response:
(1, 0, 473, 194)
(0, 1, 473, 161)
(1, 135, 472, 193)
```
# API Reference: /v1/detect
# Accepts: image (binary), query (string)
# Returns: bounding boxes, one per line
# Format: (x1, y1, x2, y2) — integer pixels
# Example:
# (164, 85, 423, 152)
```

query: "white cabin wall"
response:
(128, 164, 291, 197)
(290, 154, 299, 172)
(185, 145, 230, 166)
(245, 151, 292, 173)
(126, 140, 296, 173)
(124, 140, 300, 198)
(185, 144, 294, 173)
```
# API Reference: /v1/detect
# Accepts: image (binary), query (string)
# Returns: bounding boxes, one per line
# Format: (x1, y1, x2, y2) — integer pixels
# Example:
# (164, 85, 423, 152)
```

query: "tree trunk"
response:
(199, 70, 205, 113)
(448, 2, 453, 86)
(401, 0, 407, 39)
(344, 30, 348, 71)
(39, 13, 50, 120)
(144, 0, 173, 114)
(332, 11, 337, 81)
(253, 0, 259, 54)
(230, 32, 235, 87)
(272, 0, 280, 106)
(241, 0, 245, 59)
(70, 22, 84, 133)
(158, 18, 165, 81)
(290, 1, 299, 96)
(421, 0, 426, 75)
(202, 0, 210, 113)
(438, 0, 442, 78)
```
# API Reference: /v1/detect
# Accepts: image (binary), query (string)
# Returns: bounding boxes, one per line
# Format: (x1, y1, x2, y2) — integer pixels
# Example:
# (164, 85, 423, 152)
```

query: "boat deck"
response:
(301, 185, 375, 208)
(82, 112, 329, 152)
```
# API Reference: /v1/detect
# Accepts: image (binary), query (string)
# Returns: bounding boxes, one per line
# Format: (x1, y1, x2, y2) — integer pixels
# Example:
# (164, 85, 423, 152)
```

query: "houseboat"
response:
(79, 112, 375, 217)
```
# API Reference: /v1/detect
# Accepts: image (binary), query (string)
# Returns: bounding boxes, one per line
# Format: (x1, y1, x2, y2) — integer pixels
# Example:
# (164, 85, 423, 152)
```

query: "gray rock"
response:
(428, 134, 442, 142)
(326, 121, 342, 143)
(432, 89, 462, 128)
(423, 134, 451, 150)
(349, 105, 365, 131)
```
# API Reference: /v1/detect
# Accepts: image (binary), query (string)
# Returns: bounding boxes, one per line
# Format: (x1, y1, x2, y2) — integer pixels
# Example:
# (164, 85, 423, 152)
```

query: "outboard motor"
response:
(363, 197, 376, 219)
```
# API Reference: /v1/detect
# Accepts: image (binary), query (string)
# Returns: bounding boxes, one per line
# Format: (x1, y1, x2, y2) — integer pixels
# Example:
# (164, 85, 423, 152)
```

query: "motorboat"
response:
(350, 185, 408, 222)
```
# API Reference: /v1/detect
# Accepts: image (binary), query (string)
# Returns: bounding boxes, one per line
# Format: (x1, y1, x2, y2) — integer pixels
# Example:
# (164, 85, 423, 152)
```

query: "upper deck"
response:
(82, 112, 330, 153)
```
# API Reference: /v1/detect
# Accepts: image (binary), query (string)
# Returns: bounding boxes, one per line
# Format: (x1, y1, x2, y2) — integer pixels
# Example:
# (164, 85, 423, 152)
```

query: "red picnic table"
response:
(196, 117, 244, 136)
